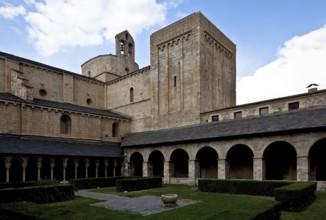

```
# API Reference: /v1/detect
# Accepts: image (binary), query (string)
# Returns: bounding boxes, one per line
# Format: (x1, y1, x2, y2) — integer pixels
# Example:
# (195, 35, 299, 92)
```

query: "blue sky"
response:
(1, 0, 326, 104)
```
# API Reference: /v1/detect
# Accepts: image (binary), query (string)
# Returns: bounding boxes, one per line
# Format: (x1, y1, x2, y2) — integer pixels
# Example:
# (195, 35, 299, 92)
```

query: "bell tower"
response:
(81, 30, 139, 82)
(115, 30, 135, 62)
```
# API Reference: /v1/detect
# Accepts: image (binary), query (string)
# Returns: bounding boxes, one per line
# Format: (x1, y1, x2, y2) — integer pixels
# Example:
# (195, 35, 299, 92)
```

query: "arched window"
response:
(112, 123, 119, 137)
(60, 115, 71, 134)
(128, 43, 133, 56)
(130, 87, 134, 103)
(120, 40, 125, 54)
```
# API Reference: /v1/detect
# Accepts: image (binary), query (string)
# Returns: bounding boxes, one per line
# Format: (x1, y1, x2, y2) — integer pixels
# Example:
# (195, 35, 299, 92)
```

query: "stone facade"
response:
(201, 89, 326, 123)
(1, 12, 326, 190)
(149, 12, 235, 130)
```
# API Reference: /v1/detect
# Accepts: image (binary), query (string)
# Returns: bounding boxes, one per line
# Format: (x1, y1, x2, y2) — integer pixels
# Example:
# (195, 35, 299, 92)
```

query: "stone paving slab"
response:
(75, 190, 195, 216)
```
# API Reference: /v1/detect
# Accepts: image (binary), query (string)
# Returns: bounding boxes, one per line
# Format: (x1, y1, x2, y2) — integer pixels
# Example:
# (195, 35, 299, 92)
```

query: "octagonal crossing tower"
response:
(150, 12, 236, 129)
(82, 30, 139, 82)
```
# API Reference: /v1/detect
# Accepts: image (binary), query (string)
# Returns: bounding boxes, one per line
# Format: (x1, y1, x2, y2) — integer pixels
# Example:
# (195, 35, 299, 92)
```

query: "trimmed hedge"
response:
(0, 184, 74, 204)
(69, 177, 124, 190)
(198, 179, 293, 196)
(116, 177, 162, 192)
(198, 179, 317, 215)
(275, 182, 317, 211)
(0, 180, 58, 189)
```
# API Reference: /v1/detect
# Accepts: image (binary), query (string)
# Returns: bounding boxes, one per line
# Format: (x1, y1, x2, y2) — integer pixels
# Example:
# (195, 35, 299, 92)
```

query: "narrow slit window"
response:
(174, 76, 177, 87)
(112, 123, 119, 137)
(130, 88, 134, 102)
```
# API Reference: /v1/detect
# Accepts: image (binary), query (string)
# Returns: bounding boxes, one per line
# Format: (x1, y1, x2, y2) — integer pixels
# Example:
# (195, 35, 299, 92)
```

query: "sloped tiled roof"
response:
(0, 92, 130, 120)
(0, 134, 123, 158)
(0, 51, 102, 84)
(33, 99, 130, 119)
(0, 93, 26, 102)
(122, 107, 326, 147)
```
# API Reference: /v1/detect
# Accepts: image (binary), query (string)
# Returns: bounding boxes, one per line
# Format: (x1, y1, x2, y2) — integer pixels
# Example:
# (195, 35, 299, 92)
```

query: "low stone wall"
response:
(317, 181, 326, 191)
(170, 178, 190, 185)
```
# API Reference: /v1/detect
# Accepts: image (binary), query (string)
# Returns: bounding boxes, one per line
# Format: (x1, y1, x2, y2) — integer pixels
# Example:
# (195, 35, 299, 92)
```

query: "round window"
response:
(39, 89, 47, 96)
(86, 98, 92, 105)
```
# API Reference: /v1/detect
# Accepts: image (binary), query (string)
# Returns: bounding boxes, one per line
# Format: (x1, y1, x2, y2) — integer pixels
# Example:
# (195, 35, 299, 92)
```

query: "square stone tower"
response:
(150, 12, 236, 129)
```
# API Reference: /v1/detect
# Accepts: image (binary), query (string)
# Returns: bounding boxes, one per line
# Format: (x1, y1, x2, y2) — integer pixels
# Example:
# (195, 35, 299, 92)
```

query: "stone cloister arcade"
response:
(125, 133, 326, 185)
(0, 156, 122, 183)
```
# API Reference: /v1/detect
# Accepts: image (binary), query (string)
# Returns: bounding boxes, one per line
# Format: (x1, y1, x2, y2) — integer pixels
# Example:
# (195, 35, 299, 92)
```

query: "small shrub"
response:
(198, 179, 293, 196)
(0, 180, 58, 189)
(116, 177, 162, 192)
(69, 177, 124, 190)
(274, 182, 316, 211)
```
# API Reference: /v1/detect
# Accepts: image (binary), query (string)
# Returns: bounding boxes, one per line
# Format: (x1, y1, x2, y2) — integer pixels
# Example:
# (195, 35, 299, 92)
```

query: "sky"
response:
(1, 0, 326, 105)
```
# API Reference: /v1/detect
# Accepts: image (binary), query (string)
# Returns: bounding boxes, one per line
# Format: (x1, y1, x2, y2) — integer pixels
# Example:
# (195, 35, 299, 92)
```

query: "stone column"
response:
(85, 159, 90, 178)
(74, 159, 79, 179)
(20, 157, 28, 182)
(170, 161, 175, 178)
(253, 158, 264, 180)
(95, 160, 99, 178)
(163, 161, 171, 184)
(218, 158, 227, 180)
(195, 160, 201, 182)
(104, 159, 108, 177)
(4, 156, 12, 183)
(147, 162, 153, 177)
(36, 157, 43, 181)
(297, 156, 309, 181)
(216, 159, 219, 178)
(143, 161, 148, 177)
(188, 160, 197, 185)
(62, 158, 68, 182)
(113, 159, 117, 177)
(50, 158, 55, 180)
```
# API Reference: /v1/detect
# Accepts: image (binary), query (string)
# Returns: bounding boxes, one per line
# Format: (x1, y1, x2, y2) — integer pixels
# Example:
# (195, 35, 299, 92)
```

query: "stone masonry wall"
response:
(0, 55, 106, 109)
(201, 89, 326, 123)
(150, 13, 202, 130)
(106, 68, 152, 132)
(199, 15, 236, 112)
(81, 54, 139, 81)
(0, 102, 21, 134)
(0, 100, 129, 141)
(148, 12, 236, 130)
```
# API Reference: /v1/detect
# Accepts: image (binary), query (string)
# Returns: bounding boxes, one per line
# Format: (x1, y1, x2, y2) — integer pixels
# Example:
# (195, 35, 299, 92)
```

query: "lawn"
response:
(0, 184, 325, 219)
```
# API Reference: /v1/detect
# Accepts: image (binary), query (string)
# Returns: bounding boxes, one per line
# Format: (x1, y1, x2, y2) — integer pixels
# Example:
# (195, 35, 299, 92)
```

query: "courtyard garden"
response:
(1, 182, 326, 219)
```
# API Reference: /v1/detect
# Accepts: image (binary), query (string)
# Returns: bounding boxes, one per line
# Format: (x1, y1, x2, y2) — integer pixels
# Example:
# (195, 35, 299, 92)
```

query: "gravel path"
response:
(75, 190, 195, 216)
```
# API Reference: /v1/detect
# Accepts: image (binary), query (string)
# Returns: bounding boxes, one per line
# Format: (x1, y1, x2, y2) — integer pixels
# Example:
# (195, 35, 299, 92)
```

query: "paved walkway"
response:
(75, 190, 195, 216)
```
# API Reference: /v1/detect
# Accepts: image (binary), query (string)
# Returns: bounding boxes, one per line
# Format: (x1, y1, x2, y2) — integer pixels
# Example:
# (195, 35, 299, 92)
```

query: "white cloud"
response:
(237, 25, 326, 105)
(21, 0, 179, 56)
(0, 3, 26, 19)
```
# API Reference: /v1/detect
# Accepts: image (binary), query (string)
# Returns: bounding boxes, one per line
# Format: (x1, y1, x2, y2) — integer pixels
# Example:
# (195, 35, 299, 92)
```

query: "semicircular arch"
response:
(263, 141, 297, 180)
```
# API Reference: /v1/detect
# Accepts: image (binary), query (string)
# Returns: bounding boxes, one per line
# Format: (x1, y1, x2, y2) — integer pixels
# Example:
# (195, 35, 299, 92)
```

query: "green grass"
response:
(2, 184, 325, 220)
